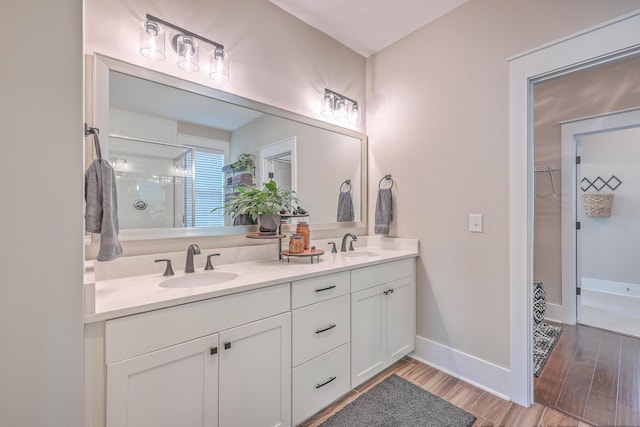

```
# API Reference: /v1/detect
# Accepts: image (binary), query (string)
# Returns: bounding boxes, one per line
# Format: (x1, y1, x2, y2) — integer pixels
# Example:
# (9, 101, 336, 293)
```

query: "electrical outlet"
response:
(469, 214, 483, 232)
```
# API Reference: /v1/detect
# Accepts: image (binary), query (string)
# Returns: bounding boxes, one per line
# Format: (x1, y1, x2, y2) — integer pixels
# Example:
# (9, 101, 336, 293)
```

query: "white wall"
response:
(580, 127, 640, 286)
(0, 1, 84, 425)
(366, 0, 640, 374)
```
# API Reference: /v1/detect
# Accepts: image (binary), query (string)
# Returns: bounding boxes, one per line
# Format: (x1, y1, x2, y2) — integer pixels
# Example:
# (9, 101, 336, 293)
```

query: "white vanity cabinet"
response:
(350, 259, 416, 387)
(291, 271, 351, 425)
(104, 283, 291, 427)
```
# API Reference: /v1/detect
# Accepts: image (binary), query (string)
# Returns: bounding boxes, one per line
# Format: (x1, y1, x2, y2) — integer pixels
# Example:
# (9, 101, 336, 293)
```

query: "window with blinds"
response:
(184, 147, 225, 227)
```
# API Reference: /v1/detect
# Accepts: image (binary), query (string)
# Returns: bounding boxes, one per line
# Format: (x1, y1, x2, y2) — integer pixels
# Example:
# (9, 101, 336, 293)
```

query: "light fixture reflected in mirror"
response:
(321, 88, 360, 124)
(139, 14, 228, 81)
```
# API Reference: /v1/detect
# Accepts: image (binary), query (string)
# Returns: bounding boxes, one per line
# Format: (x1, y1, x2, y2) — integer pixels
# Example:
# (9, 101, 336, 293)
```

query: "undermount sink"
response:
(342, 251, 381, 258)
(159, 271, 239, 289)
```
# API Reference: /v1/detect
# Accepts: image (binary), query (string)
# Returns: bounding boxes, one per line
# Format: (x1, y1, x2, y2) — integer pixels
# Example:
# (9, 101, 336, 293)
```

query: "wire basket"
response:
(582, 193, 614, 217)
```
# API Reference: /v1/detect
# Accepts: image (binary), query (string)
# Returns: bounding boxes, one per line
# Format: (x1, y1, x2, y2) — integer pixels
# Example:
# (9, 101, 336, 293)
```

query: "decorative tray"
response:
(280, 249, 324, 263)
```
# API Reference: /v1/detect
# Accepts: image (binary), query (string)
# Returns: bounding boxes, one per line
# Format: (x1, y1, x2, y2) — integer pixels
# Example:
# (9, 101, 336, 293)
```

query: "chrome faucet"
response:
(340, 233, 357, 252)
(185, 244, 201, 273)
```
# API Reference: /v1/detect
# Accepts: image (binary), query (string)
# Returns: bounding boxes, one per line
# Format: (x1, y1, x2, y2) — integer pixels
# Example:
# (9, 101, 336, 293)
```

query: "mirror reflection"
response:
(96, 59, 365, 237)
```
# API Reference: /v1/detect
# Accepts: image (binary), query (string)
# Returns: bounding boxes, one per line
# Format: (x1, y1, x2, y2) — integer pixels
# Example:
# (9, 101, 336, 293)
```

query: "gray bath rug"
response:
(319, 374, 476, 427)
(533, 322, 563, 377)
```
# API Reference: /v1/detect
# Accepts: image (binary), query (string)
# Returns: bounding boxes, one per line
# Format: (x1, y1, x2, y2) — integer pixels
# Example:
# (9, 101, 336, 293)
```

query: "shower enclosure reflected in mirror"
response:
(91, 54, 366, 240)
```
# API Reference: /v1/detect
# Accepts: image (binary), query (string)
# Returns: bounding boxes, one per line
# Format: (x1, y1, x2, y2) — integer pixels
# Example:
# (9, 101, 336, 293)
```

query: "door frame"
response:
(560, 107, 640, 325)
(257, 136, 297, 191)
(507, 10, 640, 406)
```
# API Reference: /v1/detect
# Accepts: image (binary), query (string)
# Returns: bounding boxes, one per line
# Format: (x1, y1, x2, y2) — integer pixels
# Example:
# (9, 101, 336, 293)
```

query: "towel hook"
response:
(84, 123, 102, 160)
(378, 174, 393, 189)
(340, 179, 351, 192)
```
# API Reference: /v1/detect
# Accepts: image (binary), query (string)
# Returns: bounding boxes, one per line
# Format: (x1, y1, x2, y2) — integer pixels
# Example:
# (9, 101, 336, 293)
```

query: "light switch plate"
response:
(469, 214, 483, 232)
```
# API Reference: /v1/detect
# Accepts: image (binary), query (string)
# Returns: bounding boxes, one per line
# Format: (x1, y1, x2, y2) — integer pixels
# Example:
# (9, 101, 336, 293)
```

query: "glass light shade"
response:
(321, 92, 334, 116)
(176, 35, 199, 72)
(140, 20, 165, 61)
(209, 48, 229, 81)
(335, 99, 348, 122)
(349, 103, 360, 124)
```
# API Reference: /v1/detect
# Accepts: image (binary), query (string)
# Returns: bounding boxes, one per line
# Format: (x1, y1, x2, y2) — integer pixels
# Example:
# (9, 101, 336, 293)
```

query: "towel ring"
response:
(340, 179, 351, 192)
(378, 174, 393, 189)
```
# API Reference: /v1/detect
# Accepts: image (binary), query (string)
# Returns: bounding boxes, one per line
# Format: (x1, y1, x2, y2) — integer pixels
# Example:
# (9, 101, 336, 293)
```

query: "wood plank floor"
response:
(535, 322, 640, 427)
(300, 357, 592, 426)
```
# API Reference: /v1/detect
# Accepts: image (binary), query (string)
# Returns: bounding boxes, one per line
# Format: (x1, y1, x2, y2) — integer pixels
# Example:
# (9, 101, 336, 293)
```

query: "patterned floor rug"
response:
(319, 374, 476, 427)
(534, 322, 563, 376)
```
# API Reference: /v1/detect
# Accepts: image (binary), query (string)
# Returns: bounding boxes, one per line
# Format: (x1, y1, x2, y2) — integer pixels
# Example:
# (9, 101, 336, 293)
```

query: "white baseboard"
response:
(544, 302, 571, 324)
(582, 277, 640, 298)
(411, 335, 511, 401)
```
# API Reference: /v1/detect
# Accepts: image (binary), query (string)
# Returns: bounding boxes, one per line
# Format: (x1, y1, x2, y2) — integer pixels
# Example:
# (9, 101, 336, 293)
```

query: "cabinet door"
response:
(218, 312, 291, 427)
(386, 277, 416, 363)
(351, 284, 386, 387)
(107, 334, 219, 427)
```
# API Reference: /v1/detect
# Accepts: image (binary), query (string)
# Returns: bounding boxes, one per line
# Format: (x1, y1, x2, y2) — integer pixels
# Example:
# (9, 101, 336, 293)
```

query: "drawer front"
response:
(351, 258, 415, 293)
(292, 271, 350, 309)
(292, 295, 350, 366)
(292, 343, 350, 425)
(106, 283, 290, 364)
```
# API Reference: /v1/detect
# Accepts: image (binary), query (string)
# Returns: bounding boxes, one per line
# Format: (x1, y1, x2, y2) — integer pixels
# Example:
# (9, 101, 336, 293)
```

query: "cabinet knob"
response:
(315, 324, 337, 334)
(315, 376, 337, 389)
(315, 285, 336, 293)
(210, 346, 218, 355)
(224, 341, 232, 350)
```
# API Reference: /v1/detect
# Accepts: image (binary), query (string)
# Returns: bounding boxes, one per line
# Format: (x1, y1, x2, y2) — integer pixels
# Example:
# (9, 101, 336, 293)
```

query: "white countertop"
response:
(85, 241, 418, 324)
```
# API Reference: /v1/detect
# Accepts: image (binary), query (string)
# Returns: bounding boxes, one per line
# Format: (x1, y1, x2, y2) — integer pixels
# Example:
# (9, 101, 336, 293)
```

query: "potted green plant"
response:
(214, 180, 299, 233)
(231, 153, 254, 172)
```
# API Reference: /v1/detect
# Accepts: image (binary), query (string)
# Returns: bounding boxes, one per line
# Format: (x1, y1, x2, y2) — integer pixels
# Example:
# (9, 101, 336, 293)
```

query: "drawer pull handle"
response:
(315, 376, 337, 389)
(384, 288, 395, 296)
(224, 342, 231, 350)
(315, 285, 336, 293)
(210, 346, 218, 355)
(316, 324, 336, 334)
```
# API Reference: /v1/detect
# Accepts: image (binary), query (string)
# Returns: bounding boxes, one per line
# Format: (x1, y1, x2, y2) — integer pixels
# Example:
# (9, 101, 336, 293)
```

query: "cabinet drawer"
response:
(292, 271, 350, 309)
(292, 294, 350, 366)
(106, 283, 290, 364)
(351, 258, 415, 293)
(292, 343, 350, 426)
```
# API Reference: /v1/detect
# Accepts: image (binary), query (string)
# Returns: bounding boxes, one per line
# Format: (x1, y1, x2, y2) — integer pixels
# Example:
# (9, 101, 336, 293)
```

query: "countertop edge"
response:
(84, 250, 418, 324)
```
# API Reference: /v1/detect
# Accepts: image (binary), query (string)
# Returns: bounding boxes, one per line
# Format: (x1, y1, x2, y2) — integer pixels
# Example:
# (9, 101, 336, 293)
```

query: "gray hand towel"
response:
(374, 188, 393, 235)
(337, 191, 354, 222)
(85, 159, 123, 261)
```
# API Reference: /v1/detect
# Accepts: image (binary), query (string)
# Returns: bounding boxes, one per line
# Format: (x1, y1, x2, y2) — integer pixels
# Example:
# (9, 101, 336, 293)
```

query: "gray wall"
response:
(0, 0, 84, 425)
(365, 0, 640, 368)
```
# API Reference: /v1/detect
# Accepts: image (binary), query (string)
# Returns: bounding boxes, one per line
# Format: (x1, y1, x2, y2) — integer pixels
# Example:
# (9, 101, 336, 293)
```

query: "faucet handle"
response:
(155, 259, 175, 276)
(205, 253, 221, 270)
(328, 242, 337, 254)
(348, 241, 355, 251)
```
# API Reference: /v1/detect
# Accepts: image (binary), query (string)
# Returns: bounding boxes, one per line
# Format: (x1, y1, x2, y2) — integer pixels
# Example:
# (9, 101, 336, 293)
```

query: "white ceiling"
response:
(269, 0, 469, 57)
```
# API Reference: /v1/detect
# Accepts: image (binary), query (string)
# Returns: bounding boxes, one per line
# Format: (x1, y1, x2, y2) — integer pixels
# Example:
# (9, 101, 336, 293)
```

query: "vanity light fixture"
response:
(320, 88, 360, 124)
(139, 14, 229, 81)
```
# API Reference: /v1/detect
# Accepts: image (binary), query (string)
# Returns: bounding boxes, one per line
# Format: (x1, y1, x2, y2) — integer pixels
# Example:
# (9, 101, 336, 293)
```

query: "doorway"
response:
(258, 136, 297, 192)
(560, 111, 640, 337)
(508, 11, 640, 406)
